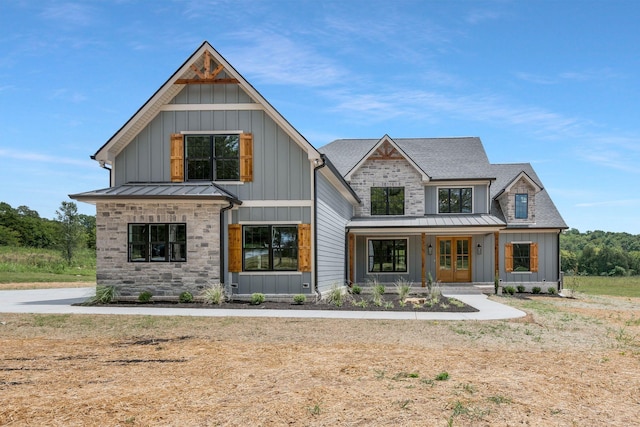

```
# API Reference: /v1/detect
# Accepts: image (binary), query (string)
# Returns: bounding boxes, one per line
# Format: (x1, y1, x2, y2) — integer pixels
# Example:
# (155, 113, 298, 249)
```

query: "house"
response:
(71, 41, 567, 299)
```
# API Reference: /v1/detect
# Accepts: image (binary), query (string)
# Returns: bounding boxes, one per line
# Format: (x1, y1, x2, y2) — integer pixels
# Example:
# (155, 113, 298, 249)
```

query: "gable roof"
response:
(320, 137, 495, 181)
(92, 41, 321, 164)
(342, 135, 429, 182)
(490, 163, 567, 229)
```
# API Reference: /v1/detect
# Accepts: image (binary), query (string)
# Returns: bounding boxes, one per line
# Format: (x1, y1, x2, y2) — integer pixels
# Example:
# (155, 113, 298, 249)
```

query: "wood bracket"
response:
(176, 51, 239, 85)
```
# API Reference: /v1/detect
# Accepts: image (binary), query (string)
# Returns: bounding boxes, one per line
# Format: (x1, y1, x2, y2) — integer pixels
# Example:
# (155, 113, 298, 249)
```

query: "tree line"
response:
(561, 228, 640, 276)
(0, 201, 95, 264)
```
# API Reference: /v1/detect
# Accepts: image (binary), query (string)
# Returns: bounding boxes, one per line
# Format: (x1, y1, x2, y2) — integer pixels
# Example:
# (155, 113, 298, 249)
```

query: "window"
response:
(505, 242, 538, 273)
(512, 243, 530, 271)
(368, 239, 407, 272)
(128, 223, 186, 262)
(185, 134, 239, 181)
(243, 225, 298, 271)
(438, 188, 472, 213)
(371, 187, 404, 215)
(515, 194, 528, 219)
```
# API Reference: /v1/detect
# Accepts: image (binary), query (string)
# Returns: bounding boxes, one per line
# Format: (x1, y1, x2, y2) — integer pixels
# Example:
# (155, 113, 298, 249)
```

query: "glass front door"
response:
(436, 237, 472, 282)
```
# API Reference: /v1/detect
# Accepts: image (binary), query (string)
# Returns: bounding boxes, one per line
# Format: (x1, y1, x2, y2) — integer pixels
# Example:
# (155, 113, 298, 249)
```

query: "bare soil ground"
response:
(1, 287, 639, 426)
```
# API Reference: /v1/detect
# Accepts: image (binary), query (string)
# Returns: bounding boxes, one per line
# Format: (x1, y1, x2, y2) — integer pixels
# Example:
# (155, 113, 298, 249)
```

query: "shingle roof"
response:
(319, 137, 494, 180)
(70, 182, 241, 204)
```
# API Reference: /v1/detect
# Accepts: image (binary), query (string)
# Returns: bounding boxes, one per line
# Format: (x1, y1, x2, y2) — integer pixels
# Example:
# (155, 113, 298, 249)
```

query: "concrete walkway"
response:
(0, 287, 525, 321)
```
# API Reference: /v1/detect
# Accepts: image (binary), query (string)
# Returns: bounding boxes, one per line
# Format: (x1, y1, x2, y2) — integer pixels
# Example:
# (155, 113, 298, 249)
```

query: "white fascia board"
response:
(160, 103, 264, 111)
(347, 226, 504, 235)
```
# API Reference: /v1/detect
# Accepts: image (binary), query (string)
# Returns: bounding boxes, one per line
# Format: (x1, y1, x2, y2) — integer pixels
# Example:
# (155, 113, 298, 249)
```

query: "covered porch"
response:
(346, 215, 506, 287)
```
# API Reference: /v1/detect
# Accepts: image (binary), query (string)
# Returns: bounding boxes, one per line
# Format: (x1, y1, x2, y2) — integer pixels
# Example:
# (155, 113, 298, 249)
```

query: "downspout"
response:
(219, 200, 235, 285)
(98, 160, 112, 185)
(557, 230, 562, 292)
(313, 155, 327, 297)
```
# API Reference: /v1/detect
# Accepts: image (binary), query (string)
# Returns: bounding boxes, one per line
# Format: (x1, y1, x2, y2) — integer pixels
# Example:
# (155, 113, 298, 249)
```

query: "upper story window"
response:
(438, 188, 472, 213)
(185, 134, 239, 181)
(371, 187, 404, 215)
(515, 194, 528, 219)
(128, 223, 186, 262)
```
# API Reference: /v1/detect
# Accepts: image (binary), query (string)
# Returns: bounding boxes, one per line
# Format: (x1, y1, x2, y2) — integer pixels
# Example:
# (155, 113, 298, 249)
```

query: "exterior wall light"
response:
(476, 243, 482, 255)
(428, 244, 433, 255)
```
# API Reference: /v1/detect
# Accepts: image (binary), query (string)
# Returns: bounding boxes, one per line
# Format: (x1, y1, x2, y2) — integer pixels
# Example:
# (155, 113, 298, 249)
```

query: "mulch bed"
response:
(83, 295, 479, 313)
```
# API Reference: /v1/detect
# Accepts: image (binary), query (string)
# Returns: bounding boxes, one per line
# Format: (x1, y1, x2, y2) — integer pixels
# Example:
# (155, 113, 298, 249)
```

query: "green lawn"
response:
(564, 275, 640, 298)
(0, 246, 95, 283)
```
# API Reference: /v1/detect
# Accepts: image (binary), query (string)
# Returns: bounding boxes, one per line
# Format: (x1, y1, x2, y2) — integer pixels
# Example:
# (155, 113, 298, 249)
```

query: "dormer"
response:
(495, 171, 542, 224)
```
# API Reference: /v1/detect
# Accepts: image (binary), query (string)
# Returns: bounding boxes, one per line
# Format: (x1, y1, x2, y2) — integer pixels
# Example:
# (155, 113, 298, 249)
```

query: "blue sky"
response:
(1, 0, 639, 233)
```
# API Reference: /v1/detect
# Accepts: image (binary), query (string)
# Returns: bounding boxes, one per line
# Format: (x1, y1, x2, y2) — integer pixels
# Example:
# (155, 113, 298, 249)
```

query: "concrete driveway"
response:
(0, 287, 525, 321)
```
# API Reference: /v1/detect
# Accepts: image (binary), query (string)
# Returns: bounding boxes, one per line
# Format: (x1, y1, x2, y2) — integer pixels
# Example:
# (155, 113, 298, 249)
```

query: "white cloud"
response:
(576, 199, 640, 208)
(40, 2, 96, 27)
(0, 149, 95, 168)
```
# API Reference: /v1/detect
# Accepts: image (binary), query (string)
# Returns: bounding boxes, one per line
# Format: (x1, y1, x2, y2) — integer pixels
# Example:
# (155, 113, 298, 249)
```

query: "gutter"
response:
(313, 155, 327, 297)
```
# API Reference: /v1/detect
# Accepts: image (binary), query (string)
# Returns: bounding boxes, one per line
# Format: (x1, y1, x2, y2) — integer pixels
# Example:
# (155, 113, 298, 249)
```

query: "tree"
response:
(56, 201, 84, 265)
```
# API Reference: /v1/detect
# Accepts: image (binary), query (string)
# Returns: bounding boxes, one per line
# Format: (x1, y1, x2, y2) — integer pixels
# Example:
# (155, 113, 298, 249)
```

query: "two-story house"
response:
(71, 41, 567, 300)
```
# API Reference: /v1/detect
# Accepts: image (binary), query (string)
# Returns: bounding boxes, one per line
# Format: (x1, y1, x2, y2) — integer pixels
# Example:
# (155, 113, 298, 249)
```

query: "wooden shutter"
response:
(228, 224, 242, 272)
(530, 243, 539, 273)
(505, 243, 513, 273)
(170, 133, 184, 182)
(298, 224, 311, 272)
(240, 133, 253, 182)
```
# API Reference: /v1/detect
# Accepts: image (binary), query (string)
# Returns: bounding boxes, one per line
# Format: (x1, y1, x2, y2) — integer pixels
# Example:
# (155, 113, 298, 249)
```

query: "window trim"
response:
(242, 224, 299, 272)
(184, 133, 240, 182)
(370, 186, 405, 216)
(128, 223, 187, 263)
(505, 241, 538, 274)
(437, 186, 474, 214)
(366, 237, 409, 273)
(515, 193, 528, 219)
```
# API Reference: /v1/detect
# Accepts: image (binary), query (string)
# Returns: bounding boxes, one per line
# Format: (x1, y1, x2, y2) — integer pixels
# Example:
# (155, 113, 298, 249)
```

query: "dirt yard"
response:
(1, 289, 639, 426)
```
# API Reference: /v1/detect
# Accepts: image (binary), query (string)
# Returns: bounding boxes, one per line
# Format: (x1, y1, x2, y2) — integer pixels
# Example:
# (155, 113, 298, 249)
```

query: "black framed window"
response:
(438, 188, 472, 213)
(368, 239, 407, 272)
(185, 134, 239, 181)
(128, 223, 186, 262)
(513, 243, 530, 271)
(371, 187, 404, 215)
(515, 193, 528, 219)
(243, 225, 298, 271)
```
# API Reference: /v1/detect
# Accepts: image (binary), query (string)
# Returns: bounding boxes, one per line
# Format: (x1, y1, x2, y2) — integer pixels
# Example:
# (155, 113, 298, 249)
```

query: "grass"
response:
(567, 276, 640, 298)
(0, 245, 96, 283)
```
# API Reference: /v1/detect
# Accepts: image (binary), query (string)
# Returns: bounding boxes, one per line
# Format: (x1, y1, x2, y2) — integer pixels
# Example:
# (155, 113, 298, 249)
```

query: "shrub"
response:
(326, 284, 348, 307)
(516, 285, 525, 293)
(293, 294, 306, 305)
(504, 286, 516, 295)
(179, 291, 194, 303)
(250, 293, 265, 305)
(394, 278, 412, 302)
(429, 282, 442, 303)
(351, 284, 362, 295)
(138, 291, 152, 303)
(90, 285, 118, 304)
(547, 287, 557, 295)
(532, 286, 541, 294)
(352, 299, 368, 308)
(202, 283, 224, 305)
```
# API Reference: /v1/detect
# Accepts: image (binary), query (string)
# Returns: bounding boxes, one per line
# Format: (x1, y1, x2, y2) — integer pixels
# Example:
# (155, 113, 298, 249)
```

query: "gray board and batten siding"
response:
(315, 172, 355, 294)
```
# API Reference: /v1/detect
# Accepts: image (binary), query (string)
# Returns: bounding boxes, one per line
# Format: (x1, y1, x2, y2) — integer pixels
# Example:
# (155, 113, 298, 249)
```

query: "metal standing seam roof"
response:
(69, 183, 241, 204)
(346, 214, 506, 229)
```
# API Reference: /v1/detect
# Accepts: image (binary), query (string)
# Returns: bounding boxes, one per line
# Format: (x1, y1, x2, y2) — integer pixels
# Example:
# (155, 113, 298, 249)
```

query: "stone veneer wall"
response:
(95, 201, 223, 297)
(350, 158, 424, 216)
(498, 177, 536, 224)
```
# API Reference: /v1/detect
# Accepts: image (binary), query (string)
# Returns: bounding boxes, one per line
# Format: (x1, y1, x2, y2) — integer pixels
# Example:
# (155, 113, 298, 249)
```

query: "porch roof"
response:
(346, 214, 506, 230)
(69, 182, 242, 204)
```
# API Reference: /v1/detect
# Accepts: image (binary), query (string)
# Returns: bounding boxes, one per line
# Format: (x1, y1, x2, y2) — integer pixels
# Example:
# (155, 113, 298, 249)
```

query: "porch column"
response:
(348, 232, 355, 285)
(494, 231, 500, 277)
(421, 232, 426, 287)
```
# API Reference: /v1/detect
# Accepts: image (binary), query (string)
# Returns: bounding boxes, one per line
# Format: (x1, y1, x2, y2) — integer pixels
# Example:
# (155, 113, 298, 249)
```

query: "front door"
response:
(436, 237, 472, 282)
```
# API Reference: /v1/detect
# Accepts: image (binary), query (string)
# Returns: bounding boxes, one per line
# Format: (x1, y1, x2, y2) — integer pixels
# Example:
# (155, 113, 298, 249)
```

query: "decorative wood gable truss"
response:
(368, 140, 405, 160)
(344, 135, 429, 182)
(175, 51, 239, 85)
(170, 133, 253, 182)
